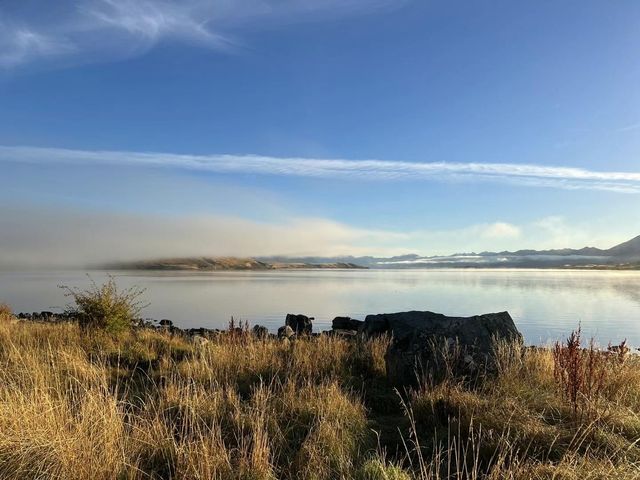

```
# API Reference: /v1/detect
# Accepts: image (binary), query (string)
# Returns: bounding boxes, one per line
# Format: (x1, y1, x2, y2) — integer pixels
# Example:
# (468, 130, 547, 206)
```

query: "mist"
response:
(0, 206, 410, 269)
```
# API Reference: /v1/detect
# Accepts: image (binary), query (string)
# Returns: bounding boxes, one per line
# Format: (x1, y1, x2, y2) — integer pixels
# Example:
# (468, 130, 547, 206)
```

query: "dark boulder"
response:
(362, 314, 390, 336)
(252, 325, 269, 339)
(285, 314, 313, 335)
(372, 311, 521, 388)
(278, 325, 295, 339)
(331, 316, 364, 331)
(326, 328, 358, 338)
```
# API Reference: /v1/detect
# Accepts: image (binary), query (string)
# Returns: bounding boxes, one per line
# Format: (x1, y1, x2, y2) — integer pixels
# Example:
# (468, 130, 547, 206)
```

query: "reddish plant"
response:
(553, 326, 609, 418)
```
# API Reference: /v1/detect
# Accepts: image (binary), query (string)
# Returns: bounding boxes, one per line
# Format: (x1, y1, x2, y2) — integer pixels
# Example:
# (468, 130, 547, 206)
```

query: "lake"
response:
(1, 269, 640, 346)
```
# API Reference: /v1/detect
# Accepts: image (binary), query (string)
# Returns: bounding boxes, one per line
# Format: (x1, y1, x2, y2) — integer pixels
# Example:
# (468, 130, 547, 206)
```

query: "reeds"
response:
(0, 317, 639, 479)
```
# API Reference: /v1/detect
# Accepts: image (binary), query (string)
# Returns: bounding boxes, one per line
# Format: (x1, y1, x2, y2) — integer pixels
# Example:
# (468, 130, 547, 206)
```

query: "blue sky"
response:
(1, 0, 639, 266)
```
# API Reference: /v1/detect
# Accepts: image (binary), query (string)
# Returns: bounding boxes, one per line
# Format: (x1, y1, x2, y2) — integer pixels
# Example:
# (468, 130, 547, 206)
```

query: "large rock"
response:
(331, 316, 364, 331)
(285, 314, 313, 335)
(369, 311, 521, 387)
(278, 325, 295, 339)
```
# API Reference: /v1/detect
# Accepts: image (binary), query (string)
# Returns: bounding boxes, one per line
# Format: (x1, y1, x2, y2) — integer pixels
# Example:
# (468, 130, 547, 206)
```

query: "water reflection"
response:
(1, 269, 639, 346)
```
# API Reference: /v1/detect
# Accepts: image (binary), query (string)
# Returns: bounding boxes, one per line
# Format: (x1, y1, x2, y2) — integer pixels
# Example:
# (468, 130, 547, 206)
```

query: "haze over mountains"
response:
(262, 235, 640, 269)
(115, 235, 640, 271)
(263, 235, 640, 269)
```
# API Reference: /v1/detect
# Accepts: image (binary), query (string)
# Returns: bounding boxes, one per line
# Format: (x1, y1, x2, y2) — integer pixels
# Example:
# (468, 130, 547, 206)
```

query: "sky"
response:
(1, 0, 639, 267)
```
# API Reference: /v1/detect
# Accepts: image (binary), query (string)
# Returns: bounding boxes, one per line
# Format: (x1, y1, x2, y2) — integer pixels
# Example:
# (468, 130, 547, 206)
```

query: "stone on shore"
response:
(331, 316, 364, 331)
(327, 328, 358, 338)
(366, 310, 522, 387)
(252, 325, 269, 339)
(278, 325, 295, 339)
(285, 314, 313, 335)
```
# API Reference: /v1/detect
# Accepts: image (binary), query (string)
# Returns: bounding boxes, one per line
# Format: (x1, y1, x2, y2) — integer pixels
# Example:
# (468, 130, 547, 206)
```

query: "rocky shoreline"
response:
(15, 310, 368, 340)
(17, 309, 634, 380)
(16, 309, 527, 387)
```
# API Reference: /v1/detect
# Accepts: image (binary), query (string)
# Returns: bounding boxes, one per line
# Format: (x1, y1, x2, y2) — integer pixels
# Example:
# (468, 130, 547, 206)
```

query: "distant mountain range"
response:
(112, 235, 640, 271)
(259, 235, 640, 270)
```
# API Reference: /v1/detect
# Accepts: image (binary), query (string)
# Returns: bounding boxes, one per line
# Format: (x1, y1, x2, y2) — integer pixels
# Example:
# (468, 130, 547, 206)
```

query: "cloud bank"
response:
(1, 144, 640, 193)
(0, 201, 625, 269)
(0, 0, 400, 68)
(0, 207, 400, 268)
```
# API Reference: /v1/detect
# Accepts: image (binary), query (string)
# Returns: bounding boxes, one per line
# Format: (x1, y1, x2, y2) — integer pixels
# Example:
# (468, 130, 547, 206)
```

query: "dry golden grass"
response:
(1, 318, 640, 479)
(0, 302, 14, 323)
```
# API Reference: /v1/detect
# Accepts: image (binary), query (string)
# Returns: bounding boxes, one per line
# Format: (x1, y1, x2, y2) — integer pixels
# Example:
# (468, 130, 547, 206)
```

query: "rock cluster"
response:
(17, 311, 77, 322)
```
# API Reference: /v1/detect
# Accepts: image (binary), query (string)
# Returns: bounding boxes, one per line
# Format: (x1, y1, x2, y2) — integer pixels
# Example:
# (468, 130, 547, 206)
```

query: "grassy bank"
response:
(1, 306, 640, 478)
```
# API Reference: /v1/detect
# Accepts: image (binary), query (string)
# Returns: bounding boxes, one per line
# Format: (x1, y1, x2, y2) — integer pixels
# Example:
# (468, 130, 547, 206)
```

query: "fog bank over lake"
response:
(2, 269, 640, 346)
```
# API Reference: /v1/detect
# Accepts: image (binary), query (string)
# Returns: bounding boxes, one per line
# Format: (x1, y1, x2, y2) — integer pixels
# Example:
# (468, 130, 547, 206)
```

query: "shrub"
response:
(60, 276, 147, 335)
(0, 302, 13, 321)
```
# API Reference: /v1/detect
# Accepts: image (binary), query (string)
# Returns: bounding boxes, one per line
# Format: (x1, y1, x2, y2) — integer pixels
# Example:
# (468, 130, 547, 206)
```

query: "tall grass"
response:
(1, 316, 640, 478)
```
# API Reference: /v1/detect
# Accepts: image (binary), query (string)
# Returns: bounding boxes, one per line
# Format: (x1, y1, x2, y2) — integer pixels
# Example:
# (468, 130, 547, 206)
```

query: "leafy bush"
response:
(60, 276, 147, 335)
(0, 302, 13, 321)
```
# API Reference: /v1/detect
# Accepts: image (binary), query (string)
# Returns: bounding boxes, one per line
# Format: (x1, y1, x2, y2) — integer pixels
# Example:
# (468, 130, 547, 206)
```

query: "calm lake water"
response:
(2, 269, 640, 346)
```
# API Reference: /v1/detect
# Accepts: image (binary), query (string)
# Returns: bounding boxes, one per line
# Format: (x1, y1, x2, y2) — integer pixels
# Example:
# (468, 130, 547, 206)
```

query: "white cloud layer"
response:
(0, 207, 399, 268)
(0, 203, 626, 269)
(1, 144, 640, 193)
(0, 0, 401, 68)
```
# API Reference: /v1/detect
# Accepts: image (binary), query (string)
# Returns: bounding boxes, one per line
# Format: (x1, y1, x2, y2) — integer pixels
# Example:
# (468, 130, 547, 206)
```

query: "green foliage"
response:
(61, 276, 147, 335)
(356, 459, 411, 480)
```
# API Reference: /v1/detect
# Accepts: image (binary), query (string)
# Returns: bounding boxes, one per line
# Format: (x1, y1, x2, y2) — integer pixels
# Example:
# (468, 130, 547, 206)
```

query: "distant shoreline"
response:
(104, 259, 640, 272)
(106, 257, 368, 271)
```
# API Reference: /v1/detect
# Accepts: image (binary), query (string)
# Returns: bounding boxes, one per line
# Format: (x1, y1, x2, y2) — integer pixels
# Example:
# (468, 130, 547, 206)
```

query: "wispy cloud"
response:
(0, 0, 401, 68)
(0, 20, 76, 68)
(2, 144, 640, 193)
(618, 122, 640, 133)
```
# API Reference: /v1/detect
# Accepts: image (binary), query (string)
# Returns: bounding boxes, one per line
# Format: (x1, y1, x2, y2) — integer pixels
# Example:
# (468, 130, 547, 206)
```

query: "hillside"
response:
(109, 257, 367, 271)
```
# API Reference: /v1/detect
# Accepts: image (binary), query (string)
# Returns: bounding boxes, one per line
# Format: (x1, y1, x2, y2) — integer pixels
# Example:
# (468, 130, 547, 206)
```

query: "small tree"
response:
(60, 276, 147, 335)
